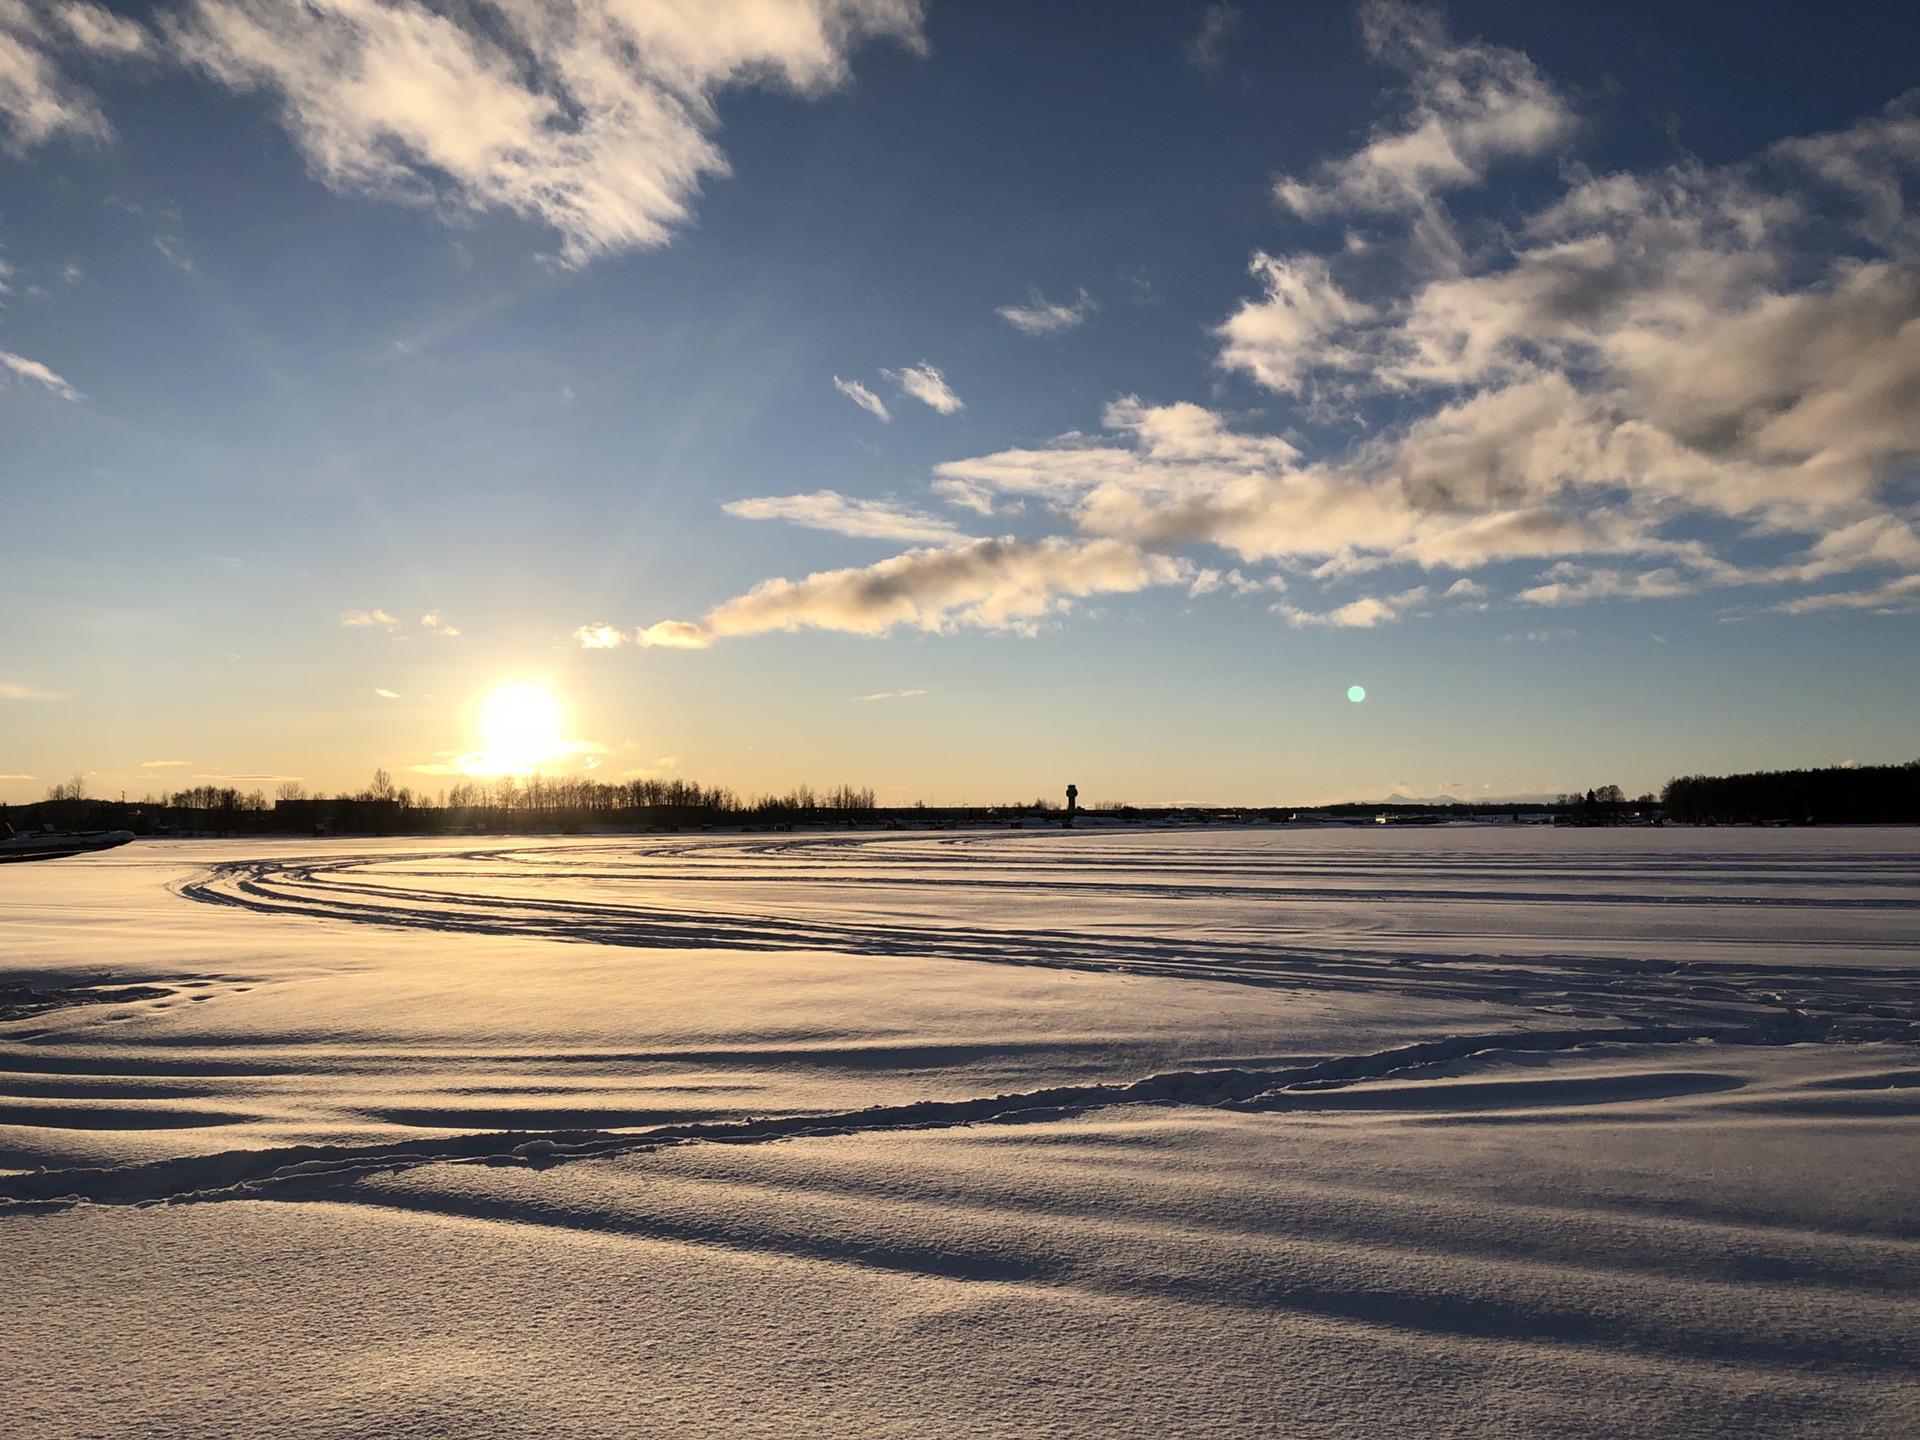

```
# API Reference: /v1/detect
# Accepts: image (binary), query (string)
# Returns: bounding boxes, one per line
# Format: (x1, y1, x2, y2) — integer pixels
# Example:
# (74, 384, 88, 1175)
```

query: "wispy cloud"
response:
(996, 287, 1096, 336)
(884, 362, 963, 414)
(173, 0, 926, 265)
(0, 349, 80, 399)
(140, 759, 189, 768)
(833, 375, 890, 421)
(1273, 0, 1573, 259)
(1278, 586, 1431, 628)
(340, 608, 400, 631)
(0, 0, 148, 152)
(420, 611, 459, 636)
(633, 537, 1189, 647)
(60, 3, 148, 56)
(1777, 574, 1920, 614)
(1185, 4, 1243, 73)
(1215, 253, 1370, 393)
(619, 756, 679, 778)
(0, 681, 69, 700)
(856, 688, 928, 701)
(374, 687, 399, 698)
(1516, 567, 1697, 607)
(723, 490, 965, 543)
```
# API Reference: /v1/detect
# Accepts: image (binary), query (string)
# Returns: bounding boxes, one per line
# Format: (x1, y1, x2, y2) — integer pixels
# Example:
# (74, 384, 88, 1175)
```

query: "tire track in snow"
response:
(175, 847, 1920, 1035)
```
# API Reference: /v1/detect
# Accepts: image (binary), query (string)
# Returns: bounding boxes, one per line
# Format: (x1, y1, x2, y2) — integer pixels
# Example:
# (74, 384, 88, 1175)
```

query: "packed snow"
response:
(4, 827, 1917, 1437)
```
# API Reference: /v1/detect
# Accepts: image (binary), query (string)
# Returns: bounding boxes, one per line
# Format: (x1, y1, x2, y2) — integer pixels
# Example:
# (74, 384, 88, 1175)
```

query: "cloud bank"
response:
(594, 1, 1920, 648)
(942, 5, 1920, 618)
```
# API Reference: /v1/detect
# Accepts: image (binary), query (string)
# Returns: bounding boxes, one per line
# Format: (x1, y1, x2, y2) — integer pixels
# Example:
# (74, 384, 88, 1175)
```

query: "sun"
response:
(475, 683, 567, 773)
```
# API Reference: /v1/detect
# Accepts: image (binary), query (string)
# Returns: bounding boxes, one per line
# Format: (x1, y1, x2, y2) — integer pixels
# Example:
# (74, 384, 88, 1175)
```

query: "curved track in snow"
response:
(177, 830, 1920, 1038)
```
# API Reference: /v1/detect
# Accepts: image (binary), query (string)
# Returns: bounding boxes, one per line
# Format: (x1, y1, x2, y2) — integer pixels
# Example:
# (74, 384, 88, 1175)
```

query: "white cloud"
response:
(340, 607, 399, 630)
(833, 374, 889, 421)
(1777, 573, 1920, 614)
(1443, 578, 1485, 598)
(0, 348, 79, 399)
(633, 619, 710, 648)
(173, 0, 926, 265)
(1274, 0, 1572, 231)
(573, 622, 627, 649)
(1515, 566, 1698, 607)
(140, 758, 189, 768)
(632, 537, 1190, 647)
(0, 681, 68, 699)
(0, 0, 132, 151)
(420, 611, 459, 636)
(722, 490, 965, 543)
(884, 361, 963, 413)
(59, 2, 147, 55)
(374, 687, 399, 698)
(996, 287, 1096, 336)
(855, 688, 927, 700)
(1277, 585, 1430, 628)
(1216, 252, 1371, 393)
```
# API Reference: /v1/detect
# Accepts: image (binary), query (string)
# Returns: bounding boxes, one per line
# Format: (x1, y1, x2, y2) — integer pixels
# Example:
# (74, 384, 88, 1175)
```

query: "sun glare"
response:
(464, 683, 569, 775)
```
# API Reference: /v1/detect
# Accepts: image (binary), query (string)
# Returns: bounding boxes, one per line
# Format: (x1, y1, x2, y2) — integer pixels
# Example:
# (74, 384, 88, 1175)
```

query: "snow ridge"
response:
(2, 1015, 1897, 1214)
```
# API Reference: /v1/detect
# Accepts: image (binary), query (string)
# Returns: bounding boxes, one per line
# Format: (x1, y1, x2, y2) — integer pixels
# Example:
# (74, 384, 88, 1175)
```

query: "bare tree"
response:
(44, 774, 86, 802)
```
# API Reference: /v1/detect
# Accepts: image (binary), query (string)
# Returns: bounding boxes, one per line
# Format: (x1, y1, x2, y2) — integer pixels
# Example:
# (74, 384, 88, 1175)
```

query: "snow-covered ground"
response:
(4, 827, 1917, 1437)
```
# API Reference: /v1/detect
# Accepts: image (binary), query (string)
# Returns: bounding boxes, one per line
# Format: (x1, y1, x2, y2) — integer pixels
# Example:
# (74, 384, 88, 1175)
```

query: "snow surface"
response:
(3, 827, 1917, 1437)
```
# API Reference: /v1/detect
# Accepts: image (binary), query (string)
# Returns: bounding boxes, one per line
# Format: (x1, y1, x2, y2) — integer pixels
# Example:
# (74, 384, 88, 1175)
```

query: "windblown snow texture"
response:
(4, 828, 1918, 1438)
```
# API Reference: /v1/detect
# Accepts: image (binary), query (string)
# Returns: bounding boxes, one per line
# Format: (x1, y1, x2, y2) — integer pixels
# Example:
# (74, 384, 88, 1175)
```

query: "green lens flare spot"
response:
(1348, 685, 1366, 702)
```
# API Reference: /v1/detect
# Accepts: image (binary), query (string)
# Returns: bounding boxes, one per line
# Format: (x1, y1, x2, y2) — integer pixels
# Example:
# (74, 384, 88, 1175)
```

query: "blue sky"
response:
(2, 0, 1917, 806)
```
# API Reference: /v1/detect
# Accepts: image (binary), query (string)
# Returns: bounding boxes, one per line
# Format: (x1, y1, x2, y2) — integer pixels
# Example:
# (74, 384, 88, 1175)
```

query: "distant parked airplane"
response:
(0, 822, 136, 863)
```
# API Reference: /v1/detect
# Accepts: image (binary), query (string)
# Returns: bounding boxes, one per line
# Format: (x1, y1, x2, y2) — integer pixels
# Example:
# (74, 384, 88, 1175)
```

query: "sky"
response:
(2, 0, 1918, 807)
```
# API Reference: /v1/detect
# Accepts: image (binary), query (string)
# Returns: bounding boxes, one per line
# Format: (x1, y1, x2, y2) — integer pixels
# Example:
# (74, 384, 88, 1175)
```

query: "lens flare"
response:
(1348, 685, 1366, 702)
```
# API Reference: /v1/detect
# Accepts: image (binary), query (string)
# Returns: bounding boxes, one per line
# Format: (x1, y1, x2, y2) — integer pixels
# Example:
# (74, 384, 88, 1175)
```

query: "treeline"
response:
(13, 764, 1918, 836)
(1662, 761, 1920, 825)
(439, 776, 875, 820)
(2, 771, 882, 837)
